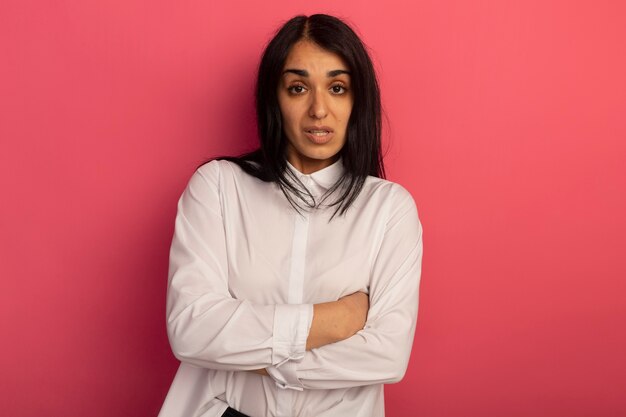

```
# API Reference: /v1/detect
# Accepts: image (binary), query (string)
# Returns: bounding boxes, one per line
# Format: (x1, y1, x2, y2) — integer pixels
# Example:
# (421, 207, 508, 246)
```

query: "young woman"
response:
(159, 14, 423, 417)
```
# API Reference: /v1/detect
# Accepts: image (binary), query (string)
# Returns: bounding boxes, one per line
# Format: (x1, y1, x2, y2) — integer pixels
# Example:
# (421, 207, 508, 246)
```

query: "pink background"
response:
(1, 1, 625, 416)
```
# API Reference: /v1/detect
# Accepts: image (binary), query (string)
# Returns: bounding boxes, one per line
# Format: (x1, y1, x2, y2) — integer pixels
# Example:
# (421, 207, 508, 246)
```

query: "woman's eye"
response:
(330, 85, 347, 94)
(288, 85, 306, 94)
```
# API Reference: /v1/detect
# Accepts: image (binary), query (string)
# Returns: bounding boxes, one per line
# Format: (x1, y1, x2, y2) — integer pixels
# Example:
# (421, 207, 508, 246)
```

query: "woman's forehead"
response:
(282, 40, 349, 73)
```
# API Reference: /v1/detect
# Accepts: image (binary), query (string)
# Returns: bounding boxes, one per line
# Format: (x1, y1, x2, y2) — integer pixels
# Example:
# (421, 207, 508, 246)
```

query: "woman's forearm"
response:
(306, 292, 369, 350)
(248, 292, 369, 376)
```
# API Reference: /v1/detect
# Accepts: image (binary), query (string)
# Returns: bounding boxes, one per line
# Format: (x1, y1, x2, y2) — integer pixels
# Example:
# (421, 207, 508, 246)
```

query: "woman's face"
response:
(278, 40, 353, 174)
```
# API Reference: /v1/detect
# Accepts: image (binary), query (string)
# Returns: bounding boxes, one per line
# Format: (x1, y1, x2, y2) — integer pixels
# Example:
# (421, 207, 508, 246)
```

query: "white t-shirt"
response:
(159, 156, 423, 417)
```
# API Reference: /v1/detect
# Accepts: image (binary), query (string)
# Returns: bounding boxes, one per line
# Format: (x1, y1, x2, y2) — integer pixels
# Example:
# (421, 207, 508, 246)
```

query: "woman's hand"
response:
(248, 292, 369, 376)
(249, 368, 269, 376)
(306, 291, 370, 350)
(337, 291, 369, 338)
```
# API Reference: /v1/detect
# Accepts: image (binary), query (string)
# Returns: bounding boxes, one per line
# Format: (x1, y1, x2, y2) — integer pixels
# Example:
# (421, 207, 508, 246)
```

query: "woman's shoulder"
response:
(184, 159, 238, 194)
(364, 175, 417, 208)
(192, 158, 268, 196)
(194, 158, 254, 181)
(361, 176, 421, 229)
(195, 158, 231, 175)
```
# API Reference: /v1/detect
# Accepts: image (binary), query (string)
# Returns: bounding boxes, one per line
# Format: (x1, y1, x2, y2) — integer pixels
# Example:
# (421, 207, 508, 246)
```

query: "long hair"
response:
(201, 14, 384, 220)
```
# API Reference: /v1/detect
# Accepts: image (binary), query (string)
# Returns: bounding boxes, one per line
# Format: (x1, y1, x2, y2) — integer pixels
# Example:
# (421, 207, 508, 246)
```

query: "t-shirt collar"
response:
(285, 157, 345, 190)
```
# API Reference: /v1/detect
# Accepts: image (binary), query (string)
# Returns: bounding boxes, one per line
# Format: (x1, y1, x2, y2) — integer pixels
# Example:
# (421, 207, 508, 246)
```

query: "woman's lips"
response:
(304, 127, 334, 144)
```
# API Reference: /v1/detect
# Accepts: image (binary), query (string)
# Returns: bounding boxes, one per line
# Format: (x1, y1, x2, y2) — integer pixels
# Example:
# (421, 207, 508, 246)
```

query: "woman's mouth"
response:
(304, 127, 334, 144)
(308, 130, 330, 136)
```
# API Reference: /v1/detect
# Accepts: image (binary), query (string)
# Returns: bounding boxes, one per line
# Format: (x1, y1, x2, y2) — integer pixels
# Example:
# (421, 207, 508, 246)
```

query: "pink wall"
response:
(1, 1, 625, 416)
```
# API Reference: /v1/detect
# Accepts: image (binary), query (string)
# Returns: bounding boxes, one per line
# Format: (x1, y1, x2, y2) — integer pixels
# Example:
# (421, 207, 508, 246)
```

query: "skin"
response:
(250, 40, 368, 376)
(251, 292, 369, 376)
(278, 40, 354, 174)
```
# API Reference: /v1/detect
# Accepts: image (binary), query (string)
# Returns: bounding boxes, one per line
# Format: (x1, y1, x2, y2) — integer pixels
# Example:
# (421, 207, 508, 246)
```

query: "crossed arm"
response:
(166, 162, 422, 390)
(249, 291, 370, 376)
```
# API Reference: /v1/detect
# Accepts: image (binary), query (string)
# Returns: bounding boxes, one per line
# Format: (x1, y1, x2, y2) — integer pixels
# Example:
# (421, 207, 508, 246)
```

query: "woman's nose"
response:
(308, 90, 328, 119)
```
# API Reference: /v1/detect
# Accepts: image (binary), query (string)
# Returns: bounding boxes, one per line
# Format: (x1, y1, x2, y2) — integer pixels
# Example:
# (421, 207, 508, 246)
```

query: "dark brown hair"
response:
(202, 14, 384, 220)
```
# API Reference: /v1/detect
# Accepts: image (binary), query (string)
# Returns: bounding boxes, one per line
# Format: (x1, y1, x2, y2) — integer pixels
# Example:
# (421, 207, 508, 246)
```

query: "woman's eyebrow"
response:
(283, 69, 351, 77)
(327, 69, 350, 77)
